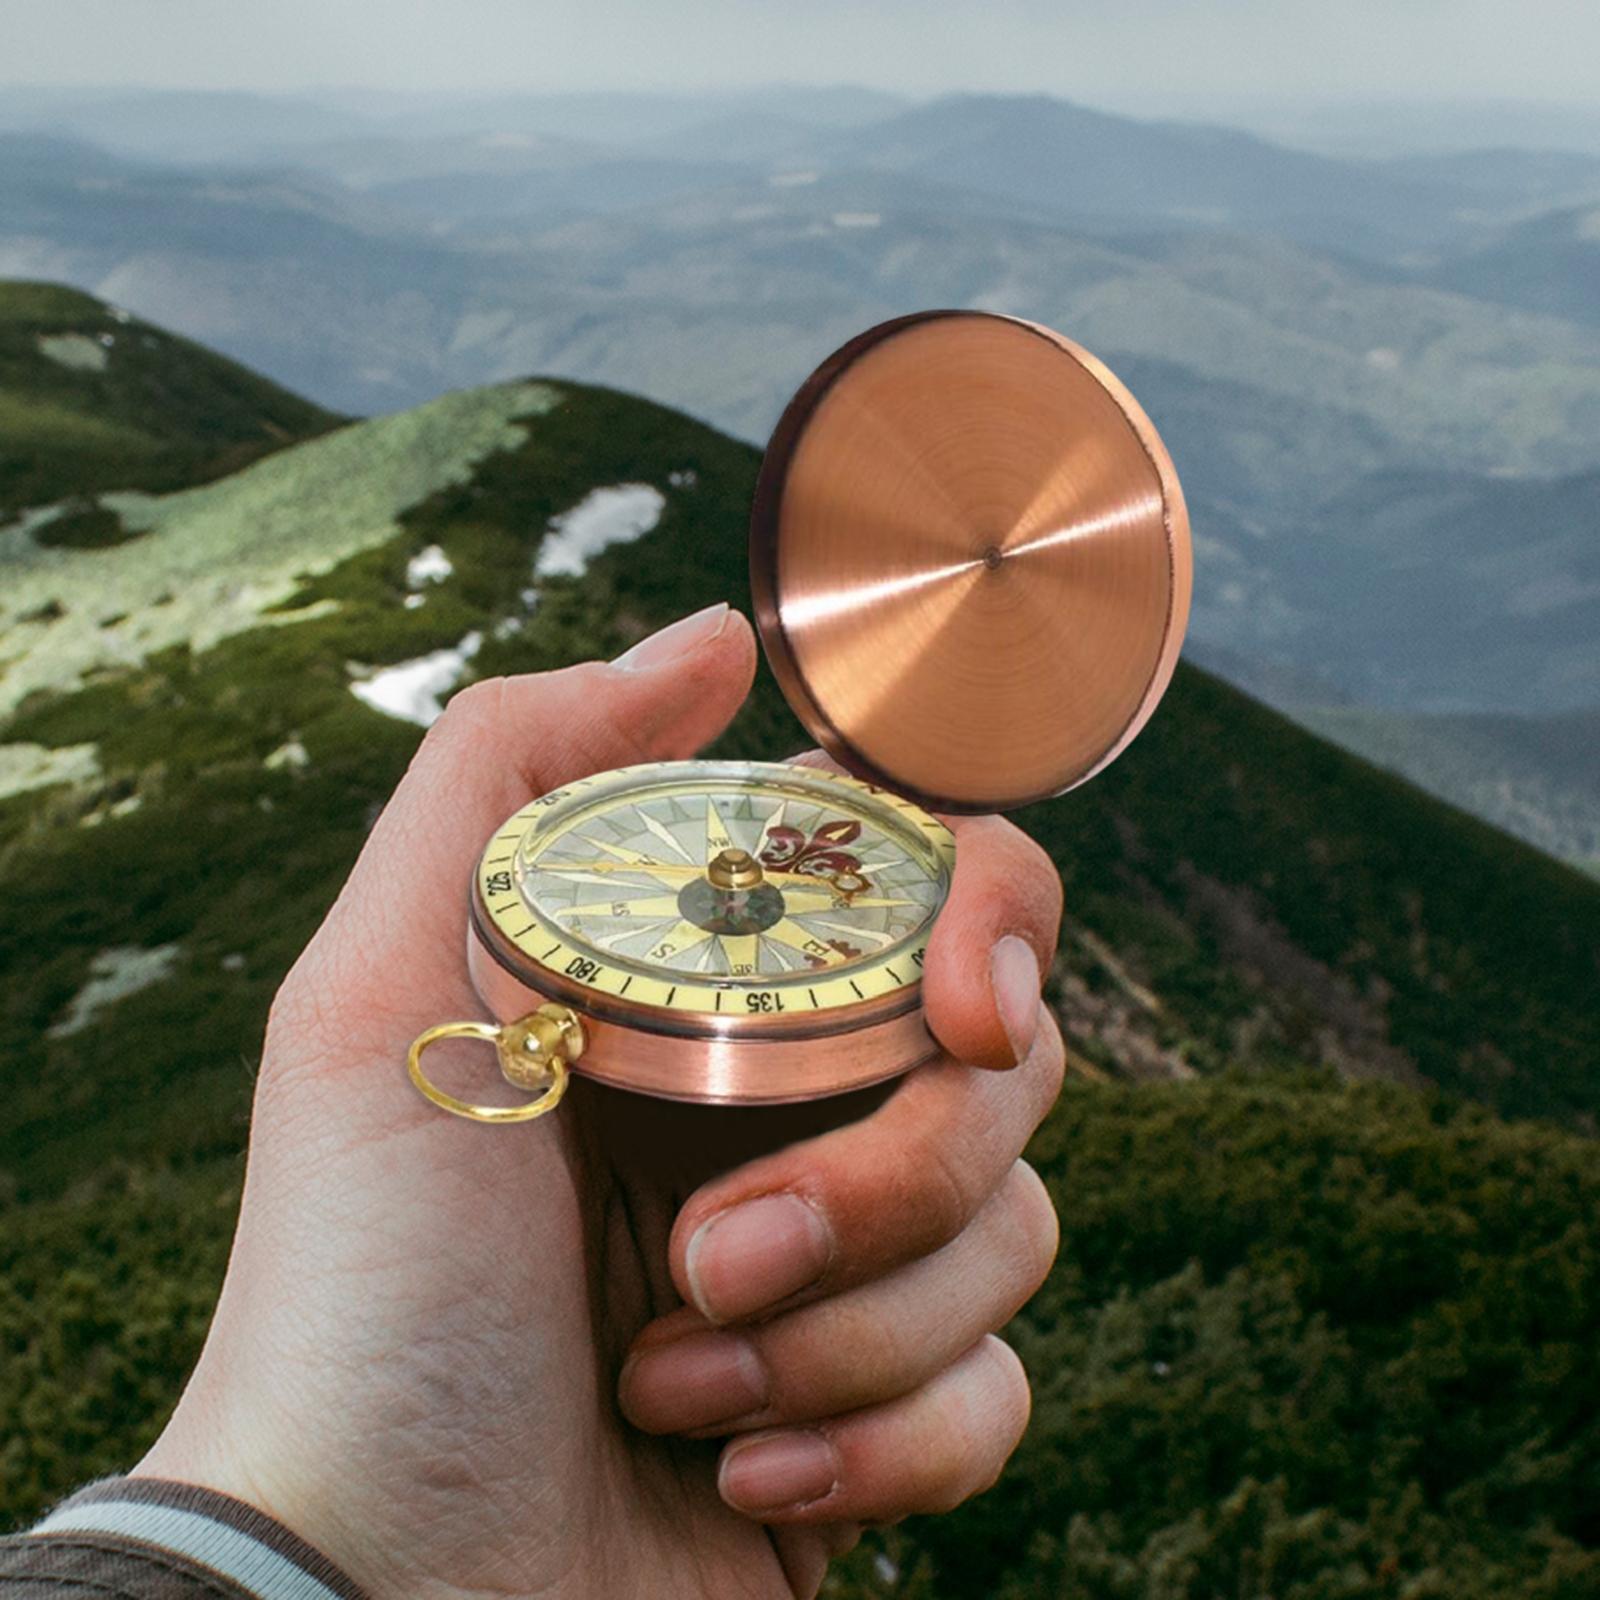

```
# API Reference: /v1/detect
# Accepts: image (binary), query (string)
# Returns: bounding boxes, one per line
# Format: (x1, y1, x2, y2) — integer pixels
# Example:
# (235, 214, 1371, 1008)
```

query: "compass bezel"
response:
(469, 760, 957, 1048)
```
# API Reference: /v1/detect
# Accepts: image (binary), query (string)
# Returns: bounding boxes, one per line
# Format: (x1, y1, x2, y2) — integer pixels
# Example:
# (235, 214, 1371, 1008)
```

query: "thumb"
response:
(280, 602, 757, 1028)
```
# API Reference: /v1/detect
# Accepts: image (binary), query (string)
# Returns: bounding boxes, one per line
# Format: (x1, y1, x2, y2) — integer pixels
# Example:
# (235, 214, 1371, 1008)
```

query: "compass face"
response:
(473, 761, 956, 1029)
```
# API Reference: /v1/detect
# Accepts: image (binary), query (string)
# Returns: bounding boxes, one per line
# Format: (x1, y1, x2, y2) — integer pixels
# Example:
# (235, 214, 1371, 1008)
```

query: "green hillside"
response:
(2, 317, 1597, 1591)
(0, 278, 344, 520)
(1293, 703, 1600, 875)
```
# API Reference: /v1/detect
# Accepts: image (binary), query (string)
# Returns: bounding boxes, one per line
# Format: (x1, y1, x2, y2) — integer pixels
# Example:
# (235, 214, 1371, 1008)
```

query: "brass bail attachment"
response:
(407, 1003, 584, 1124)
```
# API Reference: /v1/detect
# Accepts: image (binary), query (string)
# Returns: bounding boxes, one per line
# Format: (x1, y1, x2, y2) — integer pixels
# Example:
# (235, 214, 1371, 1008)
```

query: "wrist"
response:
(132, 1423, 394, 1600)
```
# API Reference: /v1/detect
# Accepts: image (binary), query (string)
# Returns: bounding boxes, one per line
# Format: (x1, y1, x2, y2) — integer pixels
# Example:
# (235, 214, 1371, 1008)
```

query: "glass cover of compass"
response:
(467, 761, 956, 1103)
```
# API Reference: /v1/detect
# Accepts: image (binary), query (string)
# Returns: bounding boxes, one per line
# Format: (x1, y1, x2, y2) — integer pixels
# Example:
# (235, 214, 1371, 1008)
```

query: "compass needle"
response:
(560, 895, 683, 920)
(575, 834, 671, 869)
(704, 798, 735, 861)
(639, 810, 697, 864)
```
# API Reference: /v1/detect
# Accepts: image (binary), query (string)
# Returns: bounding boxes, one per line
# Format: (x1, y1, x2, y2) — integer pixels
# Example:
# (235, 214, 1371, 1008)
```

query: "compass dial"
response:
(473, 761, 956, 1027)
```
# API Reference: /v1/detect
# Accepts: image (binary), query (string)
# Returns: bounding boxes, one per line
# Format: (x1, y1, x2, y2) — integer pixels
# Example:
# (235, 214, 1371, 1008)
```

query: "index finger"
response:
(668, 1009, 1067, 1326)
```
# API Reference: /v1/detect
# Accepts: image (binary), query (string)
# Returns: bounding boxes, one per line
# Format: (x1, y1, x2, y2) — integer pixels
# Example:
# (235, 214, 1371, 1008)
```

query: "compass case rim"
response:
(467, 921, 941, 1105)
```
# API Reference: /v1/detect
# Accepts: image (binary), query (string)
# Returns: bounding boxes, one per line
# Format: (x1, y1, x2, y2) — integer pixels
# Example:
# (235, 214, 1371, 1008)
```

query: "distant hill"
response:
(1428, 202, 1600, 327)
(0, 84, 908, 167)
(0, 275, 342, 519)
(2, 307, 1597, 1590)
(802, 93, 1477, 258)
(385, 85, 908, 146)
(5, 118, 1598, 866)
(1385, 146, 1600, 213)
(0, 87, 371, 164)
(1279, 464, 1600, 713)
(0, 132, 472, 411)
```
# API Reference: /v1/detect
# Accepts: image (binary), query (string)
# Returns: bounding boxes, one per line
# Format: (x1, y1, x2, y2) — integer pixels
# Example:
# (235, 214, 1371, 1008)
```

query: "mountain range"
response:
(0, 85, 1595, 862)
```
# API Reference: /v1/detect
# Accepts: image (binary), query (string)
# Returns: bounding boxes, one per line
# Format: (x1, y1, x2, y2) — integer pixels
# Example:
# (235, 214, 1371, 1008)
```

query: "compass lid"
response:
(749, 310, 1192, 814)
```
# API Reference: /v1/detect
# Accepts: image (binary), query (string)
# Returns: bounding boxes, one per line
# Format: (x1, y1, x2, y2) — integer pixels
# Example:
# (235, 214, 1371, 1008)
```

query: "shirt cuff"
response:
(3, 1475, 371, 1599)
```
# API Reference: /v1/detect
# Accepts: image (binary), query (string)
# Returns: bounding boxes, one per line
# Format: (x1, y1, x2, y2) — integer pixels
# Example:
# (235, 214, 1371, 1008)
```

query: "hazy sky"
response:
(6, 0, 1599, 106)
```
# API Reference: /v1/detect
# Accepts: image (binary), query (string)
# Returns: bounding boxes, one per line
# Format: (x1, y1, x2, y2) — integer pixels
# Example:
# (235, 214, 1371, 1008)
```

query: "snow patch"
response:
(536, 483, 665, 579)
(406, 544, 453, 585)
(351, 631, 483, 727)
(0, 380, 558, 719)
(0, 740, 100, 800)
(37, 332, 108, 372)
(79, 792, 143, 827)
(50, 944, 182, 1038)
(264, 737, 309, 771)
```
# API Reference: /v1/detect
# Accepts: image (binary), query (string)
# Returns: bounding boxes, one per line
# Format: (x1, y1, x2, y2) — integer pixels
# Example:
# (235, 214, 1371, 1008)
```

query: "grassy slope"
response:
(0, 280, 344, 518)
(1, 379, 1597, 1589)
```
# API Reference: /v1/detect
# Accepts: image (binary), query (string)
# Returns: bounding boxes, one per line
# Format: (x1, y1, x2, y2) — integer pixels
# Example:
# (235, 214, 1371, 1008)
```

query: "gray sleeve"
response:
(0, 1476, 371, 1599)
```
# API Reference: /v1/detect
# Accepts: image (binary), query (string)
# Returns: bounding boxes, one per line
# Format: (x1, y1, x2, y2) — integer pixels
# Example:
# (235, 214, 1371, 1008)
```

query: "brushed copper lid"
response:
(750, 311, 1192, 814)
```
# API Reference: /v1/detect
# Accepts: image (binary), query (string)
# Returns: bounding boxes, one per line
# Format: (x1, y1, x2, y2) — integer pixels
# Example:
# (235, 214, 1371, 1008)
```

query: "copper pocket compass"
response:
(408, 310, 1192, 1122)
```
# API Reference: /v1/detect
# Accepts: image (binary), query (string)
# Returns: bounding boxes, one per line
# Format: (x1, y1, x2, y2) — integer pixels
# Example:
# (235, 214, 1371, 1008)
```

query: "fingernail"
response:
(685, 1193, 832, 1324)
(720, 1429, 838, 1514)
(991, 935, 1042, 1067)
(619, 1331, 768, 1433)
(612, 602, 729, 671)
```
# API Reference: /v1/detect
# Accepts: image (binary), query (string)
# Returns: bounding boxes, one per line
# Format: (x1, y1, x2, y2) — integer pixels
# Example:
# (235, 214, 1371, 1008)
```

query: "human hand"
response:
(135, 602, 1066, 1600)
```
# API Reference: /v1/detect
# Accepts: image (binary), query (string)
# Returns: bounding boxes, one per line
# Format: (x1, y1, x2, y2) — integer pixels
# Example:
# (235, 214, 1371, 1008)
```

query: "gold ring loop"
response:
(407, 1019, 570, 1124)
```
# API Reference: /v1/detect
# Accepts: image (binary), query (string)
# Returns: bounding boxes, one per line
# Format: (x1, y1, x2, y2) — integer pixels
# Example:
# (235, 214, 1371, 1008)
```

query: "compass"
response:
(408, 309, 1191, 1118)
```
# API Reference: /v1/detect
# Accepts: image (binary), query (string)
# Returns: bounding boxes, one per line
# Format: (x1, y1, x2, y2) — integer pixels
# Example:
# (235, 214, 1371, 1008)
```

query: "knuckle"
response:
(909, 1126, 983, 1249)
(985, 1335, 1034, 1447)
(1026, 1010, 1068, 1109)
(582, 666, 666, 768)
(1004, 1161, 1061, 1296)
(912, 1342, 1014, 1513)
(1018, 825, 1055, 884)
(428, 674, 505, 747)
(948, 1340, 1031, 1509)
(768, 1298, 904, 1417)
